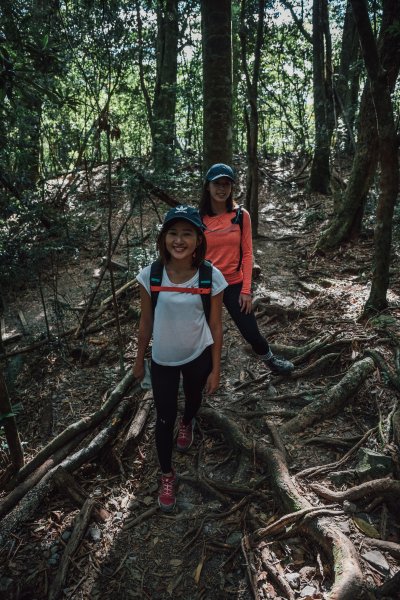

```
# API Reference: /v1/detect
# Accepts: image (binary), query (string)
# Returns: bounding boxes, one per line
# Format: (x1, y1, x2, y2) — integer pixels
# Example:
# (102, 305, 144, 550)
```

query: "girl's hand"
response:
(239, 293, 252, 314)
(133, 360, 145, 381)
(205, 370, 220, 395)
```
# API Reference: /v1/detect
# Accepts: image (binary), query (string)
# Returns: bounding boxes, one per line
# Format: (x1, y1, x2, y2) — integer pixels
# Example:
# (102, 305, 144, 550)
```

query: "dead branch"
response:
(48, 498, 95, 600)
(280, 356, 375, 435)
(53, 467, 109, 522)
(260, 546, 296, 600)
(0, 396, 132, 544)
(310, 478, 400, 504)
(7, 371, 138, 489)
(288, 352, 341, 379)
(0, 371, 24, 475)
(252, 504, 339, 541)
(122, 390, 153, 455)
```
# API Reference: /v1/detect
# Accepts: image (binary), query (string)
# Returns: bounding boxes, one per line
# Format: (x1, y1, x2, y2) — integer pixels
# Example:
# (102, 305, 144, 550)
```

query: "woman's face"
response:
(164, 220, 200, 262)
(208, 177, 233, 206)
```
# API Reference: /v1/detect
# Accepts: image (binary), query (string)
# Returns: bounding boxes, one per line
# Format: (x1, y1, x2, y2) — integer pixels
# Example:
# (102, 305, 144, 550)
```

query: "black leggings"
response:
(151, 347, 212, 474)
(223, 283, 270, 355)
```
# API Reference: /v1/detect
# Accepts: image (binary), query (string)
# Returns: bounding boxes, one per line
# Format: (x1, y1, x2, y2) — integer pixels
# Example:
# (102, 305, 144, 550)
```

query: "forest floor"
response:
(0, 159, 400, 600)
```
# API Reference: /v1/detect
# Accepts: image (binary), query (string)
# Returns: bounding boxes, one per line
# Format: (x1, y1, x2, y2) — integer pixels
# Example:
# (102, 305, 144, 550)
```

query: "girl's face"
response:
(164, 220, 201, 262)
(208, 177, 233, 206)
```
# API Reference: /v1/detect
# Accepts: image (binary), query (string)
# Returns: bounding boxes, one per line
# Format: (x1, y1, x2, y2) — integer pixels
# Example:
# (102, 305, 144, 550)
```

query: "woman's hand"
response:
(133, 360, 145, 381)
(205, 369, 220, 395)
(239, 293, 252, 314)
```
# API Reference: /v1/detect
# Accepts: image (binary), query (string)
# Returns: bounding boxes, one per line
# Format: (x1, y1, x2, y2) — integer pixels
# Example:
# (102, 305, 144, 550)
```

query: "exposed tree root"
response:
(310, 478, 400, 503)
(269, 334, 331, 359)
(296, 426, 378, 479)
(199, 407, 365, 599)
(363, 537, 400, 560)
(280, 356, 375, 435)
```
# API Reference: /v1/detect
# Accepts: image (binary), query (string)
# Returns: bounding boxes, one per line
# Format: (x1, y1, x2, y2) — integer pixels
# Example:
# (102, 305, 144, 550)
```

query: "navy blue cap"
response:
(163, 205, 205, 231)
(205, 163, 235, 182)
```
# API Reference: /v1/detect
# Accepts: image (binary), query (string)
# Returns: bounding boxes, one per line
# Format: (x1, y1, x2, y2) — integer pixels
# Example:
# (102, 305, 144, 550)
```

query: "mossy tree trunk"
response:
(316, 0, 400, 252)
(201, 0, 233, 171)
(350, 0, 400, 314)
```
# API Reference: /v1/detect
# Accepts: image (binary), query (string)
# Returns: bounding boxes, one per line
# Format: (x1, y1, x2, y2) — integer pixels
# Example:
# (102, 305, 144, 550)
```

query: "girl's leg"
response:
(151, 360, 181, 474)
(223, 283, 270, 355)
(180, 346, 213, 423)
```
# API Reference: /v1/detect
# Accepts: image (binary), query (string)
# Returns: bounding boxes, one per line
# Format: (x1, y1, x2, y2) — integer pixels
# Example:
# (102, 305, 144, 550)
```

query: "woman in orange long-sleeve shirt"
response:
(200, 163, 294, 375)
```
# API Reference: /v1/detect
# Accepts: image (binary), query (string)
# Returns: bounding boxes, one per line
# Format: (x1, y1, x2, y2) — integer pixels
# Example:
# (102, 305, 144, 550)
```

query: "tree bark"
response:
(239, 0, 265, 236)
(309, 0, 334, 194)
(152, 0, 179, 174)
(316, 0, 400, 250)
(201, 0, 233, 169)
(0, 371, 24, 473)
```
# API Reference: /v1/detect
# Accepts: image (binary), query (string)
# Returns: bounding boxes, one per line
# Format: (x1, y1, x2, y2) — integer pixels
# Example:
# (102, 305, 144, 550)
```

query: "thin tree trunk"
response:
(0, 371, 24, 473)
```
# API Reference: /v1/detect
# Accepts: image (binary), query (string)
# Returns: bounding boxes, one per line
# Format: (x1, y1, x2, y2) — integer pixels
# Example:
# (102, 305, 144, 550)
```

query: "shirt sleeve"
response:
(240, 209, 253, 295)
(211, 266, 228, 295)
(136, 265, 151, 296)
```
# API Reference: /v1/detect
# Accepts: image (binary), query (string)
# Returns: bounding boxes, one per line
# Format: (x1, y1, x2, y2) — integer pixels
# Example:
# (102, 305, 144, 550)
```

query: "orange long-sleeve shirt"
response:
(203, 208, 253, 295)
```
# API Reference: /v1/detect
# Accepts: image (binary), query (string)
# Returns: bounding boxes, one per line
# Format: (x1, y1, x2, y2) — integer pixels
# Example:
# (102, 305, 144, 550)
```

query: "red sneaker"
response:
(158, 471, 176, 512)
(177, 418, 195, 452)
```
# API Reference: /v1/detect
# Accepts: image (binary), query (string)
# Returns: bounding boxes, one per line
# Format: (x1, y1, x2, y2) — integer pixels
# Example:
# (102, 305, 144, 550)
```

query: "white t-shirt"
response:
(136, 264, 227, 366)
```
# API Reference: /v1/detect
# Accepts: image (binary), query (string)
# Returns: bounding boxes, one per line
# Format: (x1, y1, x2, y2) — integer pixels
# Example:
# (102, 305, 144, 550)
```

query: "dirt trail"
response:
(1, 167, 399, 599)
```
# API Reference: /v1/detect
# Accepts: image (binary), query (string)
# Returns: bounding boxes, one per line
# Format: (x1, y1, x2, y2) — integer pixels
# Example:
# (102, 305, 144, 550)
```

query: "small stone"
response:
(89, 527, 102, 542)
(301, 585, 317, 597)
(337, 520, 351, 534)
(50, 545, 59, 554)
(61, 530, 72, 542)
(286, 572, 300, 588)
(113, 512, 123, 521)
(361, 550, 390, 575)
(226, 532, 242, 546)
(343, 500, 357, 514)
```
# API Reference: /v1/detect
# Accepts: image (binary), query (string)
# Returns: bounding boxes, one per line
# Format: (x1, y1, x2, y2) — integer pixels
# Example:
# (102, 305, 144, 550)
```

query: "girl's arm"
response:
(239, 209, 254, 314)
(133, 284, 153, 381)
(205, 290, 224, 394)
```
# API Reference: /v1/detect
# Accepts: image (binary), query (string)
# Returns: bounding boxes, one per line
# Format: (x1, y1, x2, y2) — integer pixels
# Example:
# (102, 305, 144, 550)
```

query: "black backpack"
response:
(149, 259, 213, 322)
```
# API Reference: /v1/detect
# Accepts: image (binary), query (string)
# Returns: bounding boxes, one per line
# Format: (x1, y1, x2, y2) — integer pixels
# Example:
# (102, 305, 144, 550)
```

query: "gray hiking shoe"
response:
(265, 354, 294, 375)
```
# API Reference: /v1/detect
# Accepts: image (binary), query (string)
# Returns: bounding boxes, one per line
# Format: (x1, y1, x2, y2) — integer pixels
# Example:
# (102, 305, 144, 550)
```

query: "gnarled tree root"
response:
(310, 478, 400, 503)
(199, 407, 365, 599)
(280, 356, 375, 435)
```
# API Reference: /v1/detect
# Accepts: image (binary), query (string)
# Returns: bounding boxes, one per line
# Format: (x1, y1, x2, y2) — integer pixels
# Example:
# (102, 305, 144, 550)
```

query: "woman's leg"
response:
(180, 347, 213, 423)
(223, 283, 270, 355)
(151, 360, 181, 474)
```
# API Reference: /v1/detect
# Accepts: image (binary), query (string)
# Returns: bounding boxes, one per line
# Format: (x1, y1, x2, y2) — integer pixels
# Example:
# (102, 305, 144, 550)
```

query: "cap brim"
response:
(209, 174, 235, 182)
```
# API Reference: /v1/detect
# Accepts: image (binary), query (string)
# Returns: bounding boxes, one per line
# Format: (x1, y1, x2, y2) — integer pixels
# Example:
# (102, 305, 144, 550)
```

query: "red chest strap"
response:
(150, 285, 211, 295)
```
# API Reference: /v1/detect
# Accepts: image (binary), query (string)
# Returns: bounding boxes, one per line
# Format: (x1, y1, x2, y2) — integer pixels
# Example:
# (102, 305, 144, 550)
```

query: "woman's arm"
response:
(239, 209, 254, 313)
(133, 284, 153, 381)
(205, 291, 224, 394)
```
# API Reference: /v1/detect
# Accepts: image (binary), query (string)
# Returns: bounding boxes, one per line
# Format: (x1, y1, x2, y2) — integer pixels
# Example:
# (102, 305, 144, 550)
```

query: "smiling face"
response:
(163, 220, 202, 263)
(208, 177, 233, 211)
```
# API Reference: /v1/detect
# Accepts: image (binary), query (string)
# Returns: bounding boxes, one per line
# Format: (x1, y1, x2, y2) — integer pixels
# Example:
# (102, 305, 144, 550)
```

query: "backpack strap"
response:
(231, 205, 244, 271)
(149, 258, 213, 322)
(198, 260, 213, 322)
(150, 258, 164, 315)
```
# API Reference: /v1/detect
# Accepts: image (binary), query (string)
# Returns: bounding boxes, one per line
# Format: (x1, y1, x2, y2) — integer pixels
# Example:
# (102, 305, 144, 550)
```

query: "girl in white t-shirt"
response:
(133, 205, 227, 512)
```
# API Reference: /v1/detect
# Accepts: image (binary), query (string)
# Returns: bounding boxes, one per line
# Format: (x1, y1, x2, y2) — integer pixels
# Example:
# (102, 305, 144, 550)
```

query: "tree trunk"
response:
(350, 0, 400, 314)
(152, 0, 179, 175)
(309, 0, 334, 194)
(239, 0, 265, 237)
(316, 0, 400, 251)
(0, 371, 24, 473)
(201, 0, 233, 170)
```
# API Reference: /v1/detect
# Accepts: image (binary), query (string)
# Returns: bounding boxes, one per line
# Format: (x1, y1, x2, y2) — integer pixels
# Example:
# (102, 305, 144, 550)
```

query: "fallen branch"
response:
(122, 390, 153, 455)
(0, 396, 133, 545)
(280, 356, 375, 435)
(53, 466, 109, 522)
(7, 371, 138, 489)
(48, 498, 95, 600)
